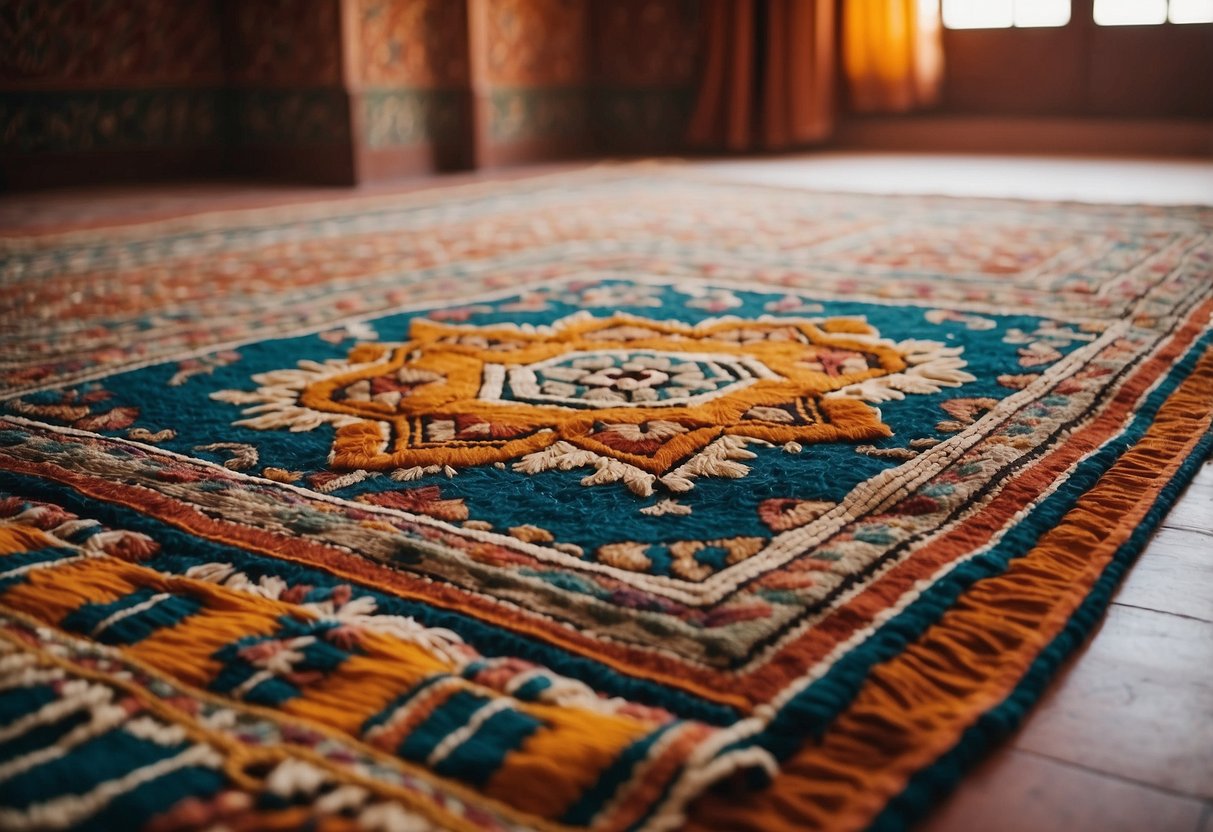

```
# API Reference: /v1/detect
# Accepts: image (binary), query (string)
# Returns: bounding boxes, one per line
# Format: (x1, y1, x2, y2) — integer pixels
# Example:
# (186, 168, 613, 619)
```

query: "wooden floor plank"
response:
(1012, 605, 1213, 799)
(1161, 461, 1213, 535)
(919, 749, 1207, 832)
(1114, 526, 1213, 622)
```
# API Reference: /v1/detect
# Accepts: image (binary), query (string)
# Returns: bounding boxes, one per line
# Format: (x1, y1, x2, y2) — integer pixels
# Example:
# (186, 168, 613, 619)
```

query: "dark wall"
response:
(222, 0, 355, 184)
(1, 0, 227, 189)
(0, 0, 358, 188)
(590, 0, 701, 154)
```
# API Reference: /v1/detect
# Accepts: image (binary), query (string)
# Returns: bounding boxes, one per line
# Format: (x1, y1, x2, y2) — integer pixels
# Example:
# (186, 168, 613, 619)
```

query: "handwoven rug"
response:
(2, 165, 1211, 831)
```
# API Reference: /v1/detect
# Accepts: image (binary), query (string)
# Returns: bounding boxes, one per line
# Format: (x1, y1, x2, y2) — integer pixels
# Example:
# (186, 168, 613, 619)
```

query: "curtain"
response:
(687, 0, 944, 152)
(687, 0, 835, 151)
(845, 0, 944, 112)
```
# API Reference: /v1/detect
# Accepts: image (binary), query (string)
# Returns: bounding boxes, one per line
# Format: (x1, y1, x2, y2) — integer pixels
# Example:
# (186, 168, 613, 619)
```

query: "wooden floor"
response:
(3, 152, 1211, 832)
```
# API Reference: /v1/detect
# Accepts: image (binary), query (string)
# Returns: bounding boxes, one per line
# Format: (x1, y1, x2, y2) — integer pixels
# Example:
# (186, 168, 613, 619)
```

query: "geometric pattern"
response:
(212, 312, 974, 492)
(1, 168, 1211, 832)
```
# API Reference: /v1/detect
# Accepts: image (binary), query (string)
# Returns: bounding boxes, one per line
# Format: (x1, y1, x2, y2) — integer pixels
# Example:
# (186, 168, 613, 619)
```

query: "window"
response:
(1094, 0, 1213, 23)
(943, 0, 1212, 27)
(1167, 0, 1213, 22)
(941, 0, 1212, 118)
(942, 0, 1071, 28)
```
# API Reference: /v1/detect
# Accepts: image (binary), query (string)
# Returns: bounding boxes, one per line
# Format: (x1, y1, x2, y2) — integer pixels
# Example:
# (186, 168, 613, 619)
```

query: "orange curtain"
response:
(687, 0, 835, 151)
(844, 0, 944, 112)
(687, 0, 944, 151)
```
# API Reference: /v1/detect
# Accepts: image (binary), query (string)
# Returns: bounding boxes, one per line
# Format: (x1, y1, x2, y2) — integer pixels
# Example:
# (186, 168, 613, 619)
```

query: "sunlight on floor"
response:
(701, 152, 1213, 205)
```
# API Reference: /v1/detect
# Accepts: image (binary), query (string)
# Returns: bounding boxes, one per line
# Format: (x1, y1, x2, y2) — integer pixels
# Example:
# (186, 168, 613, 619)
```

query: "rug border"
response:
(868, 344, 1213, 832)
(687, 332, 1213, 831)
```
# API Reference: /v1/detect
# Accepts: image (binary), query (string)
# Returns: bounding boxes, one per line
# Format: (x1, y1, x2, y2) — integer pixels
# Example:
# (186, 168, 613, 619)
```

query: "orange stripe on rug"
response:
(0, 449, 756, 709)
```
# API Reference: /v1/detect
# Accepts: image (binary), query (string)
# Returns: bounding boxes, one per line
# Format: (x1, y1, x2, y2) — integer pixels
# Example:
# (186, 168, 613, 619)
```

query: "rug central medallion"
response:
(215, 310, 973, 494)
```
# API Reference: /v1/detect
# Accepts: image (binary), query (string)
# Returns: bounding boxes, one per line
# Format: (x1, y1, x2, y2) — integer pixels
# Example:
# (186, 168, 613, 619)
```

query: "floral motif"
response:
(214, 311, 974, 494)
(512, 352, 773, 406)
(7, 383, 138, 431)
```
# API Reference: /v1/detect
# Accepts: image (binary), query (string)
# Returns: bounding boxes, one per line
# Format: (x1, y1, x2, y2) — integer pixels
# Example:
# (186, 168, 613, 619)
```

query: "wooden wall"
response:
(844, 8, 1213, 158)
(942, 13, 1213, 118)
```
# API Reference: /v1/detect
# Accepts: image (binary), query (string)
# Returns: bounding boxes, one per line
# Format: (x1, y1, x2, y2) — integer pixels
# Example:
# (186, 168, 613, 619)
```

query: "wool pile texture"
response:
(1, 166, 1212, 832)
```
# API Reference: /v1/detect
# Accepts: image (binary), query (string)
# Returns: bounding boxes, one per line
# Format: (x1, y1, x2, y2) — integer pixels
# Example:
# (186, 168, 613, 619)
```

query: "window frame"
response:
(937, 0, 1213, 117)
(941, 0, 1213, 29)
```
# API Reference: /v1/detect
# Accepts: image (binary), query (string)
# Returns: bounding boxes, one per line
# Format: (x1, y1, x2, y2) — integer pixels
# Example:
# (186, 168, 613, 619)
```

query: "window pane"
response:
(1169, 0, 1213, 23)
(1094, 0, 1168, 24)
(1015, 0, 1072, 26)
(943, 0, 1013, 28)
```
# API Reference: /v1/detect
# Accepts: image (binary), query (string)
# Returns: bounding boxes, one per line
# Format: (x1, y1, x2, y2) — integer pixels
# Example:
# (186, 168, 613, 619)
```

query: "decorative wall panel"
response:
(0, 89, 221, 154)
(353, 0, 470, 165)
(1, 0, 709, 186)
(362, 88, 466, 149)
(0, 0, 224, 86)
(490, 87, 589, 141)
(590, 0, 702, 153)
(0, 0, 227, 186)
(232, 89, 351, 146)
(486, 0, 589, 86)
(591, 0, 699, 88)
(223, 0, 343, 88)
(357, 0, 469, 88)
